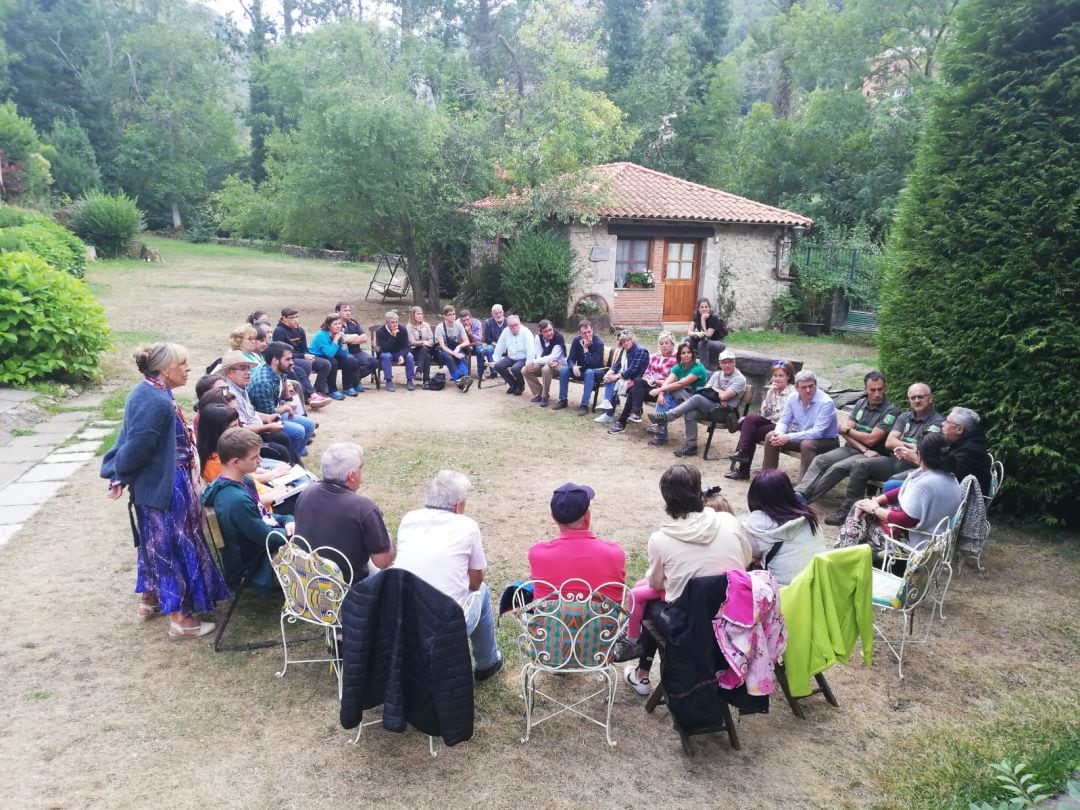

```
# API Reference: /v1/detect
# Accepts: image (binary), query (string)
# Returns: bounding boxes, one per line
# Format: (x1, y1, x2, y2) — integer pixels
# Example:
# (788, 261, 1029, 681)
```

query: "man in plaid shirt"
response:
(249, 341, 317, 461)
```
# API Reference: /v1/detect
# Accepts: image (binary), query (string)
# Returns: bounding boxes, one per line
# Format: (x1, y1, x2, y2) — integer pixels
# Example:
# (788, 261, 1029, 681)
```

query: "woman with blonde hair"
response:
(101, 343, 229, 638)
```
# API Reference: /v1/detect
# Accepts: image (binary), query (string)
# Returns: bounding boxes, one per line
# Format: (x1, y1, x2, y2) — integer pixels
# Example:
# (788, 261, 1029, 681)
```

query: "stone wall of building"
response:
(562, 222, 796, 330)
(700, 224, 793, 329)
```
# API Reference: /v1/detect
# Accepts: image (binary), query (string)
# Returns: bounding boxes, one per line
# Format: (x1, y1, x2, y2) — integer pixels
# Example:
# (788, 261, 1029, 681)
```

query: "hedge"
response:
(0, 205, 86, 278)
(878, 0, 1080, 525)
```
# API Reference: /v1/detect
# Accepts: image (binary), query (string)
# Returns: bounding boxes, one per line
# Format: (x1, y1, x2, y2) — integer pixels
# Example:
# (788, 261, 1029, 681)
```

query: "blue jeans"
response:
(280, 412, 315, 458)
(462, 582, 500, 669)
(380, 350, 415, 382)
(439, 350, 469, 381)
(494, 357, 525, 388)
(654, 389, 693, 441)
(558, 366, 599, 406)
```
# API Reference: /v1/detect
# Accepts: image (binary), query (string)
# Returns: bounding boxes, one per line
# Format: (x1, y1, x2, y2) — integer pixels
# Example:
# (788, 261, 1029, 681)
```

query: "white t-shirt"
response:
(394, 507, 486, 607)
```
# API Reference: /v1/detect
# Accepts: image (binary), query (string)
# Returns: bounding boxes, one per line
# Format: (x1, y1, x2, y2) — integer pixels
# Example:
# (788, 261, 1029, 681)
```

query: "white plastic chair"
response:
(512, 578, 633, 747)
(871, 517, 950, 678)
(265, 530, 353, 697)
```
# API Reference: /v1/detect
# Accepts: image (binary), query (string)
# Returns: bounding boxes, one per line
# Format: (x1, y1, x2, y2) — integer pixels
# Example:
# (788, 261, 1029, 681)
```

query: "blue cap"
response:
(550, 483, 595, 524)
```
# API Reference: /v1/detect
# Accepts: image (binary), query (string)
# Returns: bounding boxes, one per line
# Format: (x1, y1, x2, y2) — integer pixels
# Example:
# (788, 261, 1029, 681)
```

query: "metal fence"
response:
(795, 243, 883, 312)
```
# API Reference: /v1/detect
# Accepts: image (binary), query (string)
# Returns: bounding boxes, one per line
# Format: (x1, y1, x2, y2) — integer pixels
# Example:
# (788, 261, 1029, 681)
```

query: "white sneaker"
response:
(624, 665, 651, 696)
(594, 412, 614, 424)
(598, 398, 612, 412)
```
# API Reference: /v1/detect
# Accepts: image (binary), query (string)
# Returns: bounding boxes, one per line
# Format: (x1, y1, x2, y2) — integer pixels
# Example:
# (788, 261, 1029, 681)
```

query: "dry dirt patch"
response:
(1, 240, 1076, 809)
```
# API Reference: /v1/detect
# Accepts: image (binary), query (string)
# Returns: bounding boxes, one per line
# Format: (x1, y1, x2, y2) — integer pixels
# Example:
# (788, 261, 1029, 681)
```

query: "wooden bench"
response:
(835, 310, 878, 337)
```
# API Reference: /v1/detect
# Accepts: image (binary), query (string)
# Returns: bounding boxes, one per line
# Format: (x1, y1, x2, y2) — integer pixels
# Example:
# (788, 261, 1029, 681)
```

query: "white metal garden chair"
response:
(512, 578, 633, 747)
(265, 530, 353, 697)
(872, 517, 950, 678)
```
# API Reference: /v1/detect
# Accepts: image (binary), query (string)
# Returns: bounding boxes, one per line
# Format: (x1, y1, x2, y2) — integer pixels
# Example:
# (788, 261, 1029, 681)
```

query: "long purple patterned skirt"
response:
(135, 467, 229, 616)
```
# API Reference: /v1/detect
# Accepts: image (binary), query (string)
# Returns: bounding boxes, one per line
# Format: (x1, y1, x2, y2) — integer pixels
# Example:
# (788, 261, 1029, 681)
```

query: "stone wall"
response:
(700, 224, 793, 330)
(560, 221, 796, 330)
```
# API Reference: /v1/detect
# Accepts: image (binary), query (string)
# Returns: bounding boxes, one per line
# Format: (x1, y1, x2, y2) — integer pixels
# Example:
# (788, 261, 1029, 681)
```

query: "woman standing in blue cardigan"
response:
(101, 343, 229, 639)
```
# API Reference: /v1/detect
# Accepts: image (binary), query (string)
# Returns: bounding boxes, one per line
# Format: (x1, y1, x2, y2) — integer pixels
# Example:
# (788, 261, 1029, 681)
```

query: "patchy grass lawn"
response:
(1, 238, 1077, 809)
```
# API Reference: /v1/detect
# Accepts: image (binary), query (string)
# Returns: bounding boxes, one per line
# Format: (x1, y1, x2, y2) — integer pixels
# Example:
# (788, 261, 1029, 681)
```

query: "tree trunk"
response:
(171, 202, 183, 231)
(426, 250, 441, 312)
(399, 216, 425, 310)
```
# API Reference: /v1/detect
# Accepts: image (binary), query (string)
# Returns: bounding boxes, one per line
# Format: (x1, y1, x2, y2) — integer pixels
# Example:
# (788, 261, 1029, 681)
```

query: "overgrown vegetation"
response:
(0, 252, 110, 384)
(878, 0, 1080, 526)
(72, 191, 145, 259)
(497, 230, 574, 323)
(0, 205, 86, 277)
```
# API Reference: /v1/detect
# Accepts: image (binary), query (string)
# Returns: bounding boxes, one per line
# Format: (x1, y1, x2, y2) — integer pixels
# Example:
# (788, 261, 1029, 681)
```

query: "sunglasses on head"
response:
(772, 360, 787, 368)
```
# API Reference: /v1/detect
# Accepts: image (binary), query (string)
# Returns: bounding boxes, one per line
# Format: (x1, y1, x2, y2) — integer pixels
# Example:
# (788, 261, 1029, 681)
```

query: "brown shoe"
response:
(673, 444, 698, 457)
(552, 400, 568, 411)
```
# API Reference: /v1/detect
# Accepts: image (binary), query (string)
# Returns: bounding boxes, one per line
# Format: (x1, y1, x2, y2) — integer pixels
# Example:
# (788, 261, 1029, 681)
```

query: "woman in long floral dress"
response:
(101, 343, 229, 638)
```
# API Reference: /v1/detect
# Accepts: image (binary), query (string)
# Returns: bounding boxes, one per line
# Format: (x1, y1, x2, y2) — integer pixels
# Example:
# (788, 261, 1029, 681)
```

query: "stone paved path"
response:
(0, 389, 110, 547)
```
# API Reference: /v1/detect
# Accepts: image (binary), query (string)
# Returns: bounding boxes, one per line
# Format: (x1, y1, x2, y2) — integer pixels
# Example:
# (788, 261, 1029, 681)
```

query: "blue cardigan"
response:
(100, 381, 178, 510)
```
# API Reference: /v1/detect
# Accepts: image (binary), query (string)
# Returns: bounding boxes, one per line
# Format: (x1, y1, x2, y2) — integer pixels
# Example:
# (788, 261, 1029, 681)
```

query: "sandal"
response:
(136, 601, 161, 621)
(168, 620, 216, 639)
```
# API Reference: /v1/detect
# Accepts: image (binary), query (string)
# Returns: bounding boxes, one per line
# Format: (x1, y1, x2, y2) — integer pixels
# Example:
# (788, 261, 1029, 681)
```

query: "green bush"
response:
(72, 191, 145, 258)
(455, 256, 504, 311)
(878, 0, 1080, 525)
(208, 175, 278, 241)
(0, 252, 110, 384)
(0, 218, 86, 278)
(498, 230, 574, 322)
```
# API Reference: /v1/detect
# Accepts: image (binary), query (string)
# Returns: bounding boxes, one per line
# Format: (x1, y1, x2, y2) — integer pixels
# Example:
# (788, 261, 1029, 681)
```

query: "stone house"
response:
(472, 162, 812, 331)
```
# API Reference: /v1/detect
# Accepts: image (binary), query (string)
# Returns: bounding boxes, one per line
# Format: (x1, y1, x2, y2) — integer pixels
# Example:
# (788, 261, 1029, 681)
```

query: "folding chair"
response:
(512, 578, 631, 747)
(203, 508, 280, 653)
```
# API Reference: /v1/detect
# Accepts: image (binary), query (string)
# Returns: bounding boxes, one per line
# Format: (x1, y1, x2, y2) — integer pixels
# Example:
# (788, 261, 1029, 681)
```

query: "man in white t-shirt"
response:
(394, 470, 503, 681)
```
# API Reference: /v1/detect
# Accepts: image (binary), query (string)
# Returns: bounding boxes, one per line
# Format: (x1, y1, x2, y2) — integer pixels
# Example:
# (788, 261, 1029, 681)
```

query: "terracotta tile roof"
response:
(471, 162, 812, 227)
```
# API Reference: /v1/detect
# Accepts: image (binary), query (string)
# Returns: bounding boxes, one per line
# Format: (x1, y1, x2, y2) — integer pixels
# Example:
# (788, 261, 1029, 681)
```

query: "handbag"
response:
(429, 372, 447, 390)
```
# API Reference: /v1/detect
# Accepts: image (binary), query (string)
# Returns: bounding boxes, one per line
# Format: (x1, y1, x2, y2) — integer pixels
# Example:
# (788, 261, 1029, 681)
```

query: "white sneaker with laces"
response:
(598, 398, 612, 412)
(594, 412, 613, 424)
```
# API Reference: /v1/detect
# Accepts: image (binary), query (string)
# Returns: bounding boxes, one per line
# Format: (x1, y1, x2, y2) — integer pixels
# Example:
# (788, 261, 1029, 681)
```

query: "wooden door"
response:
(662, 240, 701, 321)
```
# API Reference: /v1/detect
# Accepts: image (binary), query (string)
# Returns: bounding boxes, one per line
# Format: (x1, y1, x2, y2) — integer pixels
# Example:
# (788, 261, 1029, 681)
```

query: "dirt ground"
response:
(2, 240, 1077, 809)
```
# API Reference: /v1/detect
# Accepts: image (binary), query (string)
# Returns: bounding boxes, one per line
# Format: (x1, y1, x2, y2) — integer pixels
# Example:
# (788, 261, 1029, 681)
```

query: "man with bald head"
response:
(825, 382, 944, 525)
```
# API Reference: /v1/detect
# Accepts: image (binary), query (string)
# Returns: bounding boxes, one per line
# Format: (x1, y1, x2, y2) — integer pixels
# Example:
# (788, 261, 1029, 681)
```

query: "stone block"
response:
(19, 462, 85, 482)
(57, 440, 102, 454)
(0, 480, 67, 506)
(0, 503, 43, 525)
(67, 392, 107, 408)
(32, 420, 81, 437)
(0, 389, 36, 403)
(44, 452, 96, 464)
(0, 462, 32, 489)
(0, 445, 51, 464)
(47, 411, 93, 423)
(77, 427, 116, 440)
(6, 434, 61, 448)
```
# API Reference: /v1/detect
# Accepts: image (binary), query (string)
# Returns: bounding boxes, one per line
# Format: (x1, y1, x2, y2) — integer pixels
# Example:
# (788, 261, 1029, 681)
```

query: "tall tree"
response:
(879, 0, 1080, 524)
(112, 9, 241, 228)
(602, 0, 644, 94)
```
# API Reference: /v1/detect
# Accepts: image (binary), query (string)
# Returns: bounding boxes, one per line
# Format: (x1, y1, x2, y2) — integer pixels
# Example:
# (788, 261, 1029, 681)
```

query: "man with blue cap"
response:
(527, 482, 626, 603)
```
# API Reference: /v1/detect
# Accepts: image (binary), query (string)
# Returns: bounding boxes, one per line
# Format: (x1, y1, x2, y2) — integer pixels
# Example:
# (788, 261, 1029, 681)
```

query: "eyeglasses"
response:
(909, 394, 929, 401)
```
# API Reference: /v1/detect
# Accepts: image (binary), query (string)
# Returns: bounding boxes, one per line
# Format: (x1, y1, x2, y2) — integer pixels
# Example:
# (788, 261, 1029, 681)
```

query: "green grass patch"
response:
(96, 390, 128, 454)
(874, 696, 1080, 809)
(23, 690, 50, 700)
(10, 427, 34, 437)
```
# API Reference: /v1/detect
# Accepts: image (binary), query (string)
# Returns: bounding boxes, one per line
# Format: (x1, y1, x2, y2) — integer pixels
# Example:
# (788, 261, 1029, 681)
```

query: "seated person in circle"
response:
(334, 301, 379, 388)
(375, 310, 417, 392)
(434, 305, 475, 392)
(622, 464, 752, 695)
(458, 309, 486, 378)
(686, 297, 728, 369)
(196, 401, 294, 504)
(845, 431, 962, 552)
(394, 470, 503, 682)
(309, 314, 365, 399)
(641, 342, 708, 446)
(405, 305, 436, 388)
(527, 482, 626, 603)
(554, 319, 606, 415)
(647, 349, 746, 458)
(741, 469, 825, 586)
(200, 427, 291, 594)
(726, 360, 796, 480)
